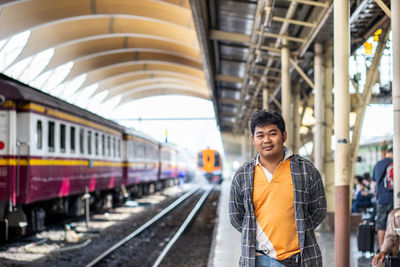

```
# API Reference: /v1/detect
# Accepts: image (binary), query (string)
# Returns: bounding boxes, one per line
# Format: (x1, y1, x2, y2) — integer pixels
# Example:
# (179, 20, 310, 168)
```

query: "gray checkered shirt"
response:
(229, 153, 327, 267)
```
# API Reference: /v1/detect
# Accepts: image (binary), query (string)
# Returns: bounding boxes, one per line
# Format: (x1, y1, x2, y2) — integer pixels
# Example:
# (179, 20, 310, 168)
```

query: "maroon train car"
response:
(123, 131, 160, 196)
(0, 75, 125, 240)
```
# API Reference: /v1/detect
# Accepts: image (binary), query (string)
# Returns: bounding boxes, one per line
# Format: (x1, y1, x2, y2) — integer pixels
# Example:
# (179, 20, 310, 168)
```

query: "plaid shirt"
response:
(229, 154, 327, 267)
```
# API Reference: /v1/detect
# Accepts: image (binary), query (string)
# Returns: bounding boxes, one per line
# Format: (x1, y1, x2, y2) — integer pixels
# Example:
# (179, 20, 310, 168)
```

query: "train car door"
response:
(0, 103, 17, 216)
(0, 100, 19, 241)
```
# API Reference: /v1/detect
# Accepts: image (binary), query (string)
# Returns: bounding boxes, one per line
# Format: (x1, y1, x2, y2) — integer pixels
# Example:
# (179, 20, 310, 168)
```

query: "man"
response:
(372, 192, 400, 267)
(372, 146, 394, 250)
(229, 110, 326, 267)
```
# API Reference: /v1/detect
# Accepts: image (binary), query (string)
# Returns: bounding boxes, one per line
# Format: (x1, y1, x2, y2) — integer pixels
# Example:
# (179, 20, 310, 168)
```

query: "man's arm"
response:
(372, 211, 399, 265)
(229, 173, 245, 232)
(381, 211, 399, 254)
(309, 167, 327, 229)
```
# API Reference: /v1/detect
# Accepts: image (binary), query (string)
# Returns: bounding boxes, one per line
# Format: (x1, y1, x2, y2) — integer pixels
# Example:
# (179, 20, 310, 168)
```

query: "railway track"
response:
(86, 185, 214, 267)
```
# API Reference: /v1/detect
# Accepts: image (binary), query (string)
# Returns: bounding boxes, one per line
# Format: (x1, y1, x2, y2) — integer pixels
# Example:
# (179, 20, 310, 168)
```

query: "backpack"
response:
(383, 162, 394, 191)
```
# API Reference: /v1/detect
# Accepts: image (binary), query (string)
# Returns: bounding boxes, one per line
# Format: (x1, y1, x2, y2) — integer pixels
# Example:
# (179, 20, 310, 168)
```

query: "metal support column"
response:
(334, 0, 350, 266)
(392, 0, 400, 208)
(263, 88, 269, 110)
(293, 85, 301, 154)
(241, 132, 248, 162)
(246, 128, 251, 160)
(250, 127, 256, 157)
(314, 43, 325, 175)
(281, 39, 291, 147)
(324, 41, 335, 219)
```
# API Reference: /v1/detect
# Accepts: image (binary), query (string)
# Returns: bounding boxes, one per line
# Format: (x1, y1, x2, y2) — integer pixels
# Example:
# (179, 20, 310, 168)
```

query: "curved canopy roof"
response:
(0, 0, 210, 116)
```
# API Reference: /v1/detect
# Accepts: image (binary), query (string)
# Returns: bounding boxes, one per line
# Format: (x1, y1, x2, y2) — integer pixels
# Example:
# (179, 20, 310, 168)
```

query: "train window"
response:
(107, 136, 111, 156)
(101, 134, 105, 156)
(60, 124, 66, 153)
(70, 126, 75, 153)
(87, 131, 92, 155)
(113, 137, 116, 158)
(36, 120, 42, 149)
(135, 142, 139, 159)
(133, 142, 137, 158)
(95, 133, 99, 156)
(214, 152, 220, 167)
(198, 152, 203, 167)
(48, 121, 55, 152)
(118, 139, 121, 157)
(79, 128, 84, 154)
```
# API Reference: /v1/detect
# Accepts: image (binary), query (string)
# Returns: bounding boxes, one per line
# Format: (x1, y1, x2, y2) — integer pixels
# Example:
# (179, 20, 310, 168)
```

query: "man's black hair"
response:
(250, 109, 285, 136)
(387, 146, 393, 153)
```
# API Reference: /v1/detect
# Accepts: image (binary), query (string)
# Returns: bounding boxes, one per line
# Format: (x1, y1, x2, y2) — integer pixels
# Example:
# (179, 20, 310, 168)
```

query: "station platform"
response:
(208, 179, 374, 267)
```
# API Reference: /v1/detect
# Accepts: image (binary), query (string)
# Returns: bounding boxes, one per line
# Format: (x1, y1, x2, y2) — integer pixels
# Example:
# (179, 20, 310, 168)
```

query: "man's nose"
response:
(263, 135, 271, 143)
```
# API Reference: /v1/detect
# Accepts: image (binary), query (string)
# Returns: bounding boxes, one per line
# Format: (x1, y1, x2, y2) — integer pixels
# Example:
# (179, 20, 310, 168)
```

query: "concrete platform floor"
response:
(317, 231, 375, 267)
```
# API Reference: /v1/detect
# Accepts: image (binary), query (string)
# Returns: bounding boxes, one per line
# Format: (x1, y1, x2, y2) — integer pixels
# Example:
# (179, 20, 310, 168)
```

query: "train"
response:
(355, 137, 393, 176)
(197, 148, 222, 184)
(0, 73, 192, 242)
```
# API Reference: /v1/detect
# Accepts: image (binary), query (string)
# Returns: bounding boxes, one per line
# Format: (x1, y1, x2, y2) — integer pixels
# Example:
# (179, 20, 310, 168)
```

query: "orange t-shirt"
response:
(253, 159, 300, 260)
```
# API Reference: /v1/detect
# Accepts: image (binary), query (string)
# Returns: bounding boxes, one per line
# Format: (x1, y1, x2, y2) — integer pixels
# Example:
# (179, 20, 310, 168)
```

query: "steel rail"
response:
(85, 187, 199, 267)
(152, 186, 213, 267)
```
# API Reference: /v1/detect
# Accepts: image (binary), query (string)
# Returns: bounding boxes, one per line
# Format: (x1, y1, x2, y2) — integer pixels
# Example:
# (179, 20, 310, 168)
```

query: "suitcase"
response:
(357, 221, 375, 252)
(385, 255, 400, 267)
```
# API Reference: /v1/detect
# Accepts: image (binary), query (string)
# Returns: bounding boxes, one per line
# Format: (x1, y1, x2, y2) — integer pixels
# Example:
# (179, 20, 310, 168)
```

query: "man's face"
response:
(251, 124, 287, 160)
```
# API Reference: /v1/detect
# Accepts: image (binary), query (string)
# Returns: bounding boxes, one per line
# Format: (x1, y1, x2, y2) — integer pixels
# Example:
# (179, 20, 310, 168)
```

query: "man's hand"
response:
(372, 252, 386, 264)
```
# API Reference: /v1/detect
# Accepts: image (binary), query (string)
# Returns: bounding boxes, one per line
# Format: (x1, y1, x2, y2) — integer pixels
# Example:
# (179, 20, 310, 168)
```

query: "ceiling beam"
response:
(272, 16, 316, 28)
(210, 29, 250, 43)
(254, 65, 281, 72)
(289, 58, 315, 89)
(221, 111, 237, 117)
(215, 74, 243, 83)
(374, 0, 391, 18)
(257, 30, 307, 43)
(220, 98, 240, 105)
(210, 30, 282, 54)
(281, 0, 329, 8)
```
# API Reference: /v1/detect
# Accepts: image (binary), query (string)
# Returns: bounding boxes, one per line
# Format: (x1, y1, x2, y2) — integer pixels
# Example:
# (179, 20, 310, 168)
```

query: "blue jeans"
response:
(255, 255, 285, 267)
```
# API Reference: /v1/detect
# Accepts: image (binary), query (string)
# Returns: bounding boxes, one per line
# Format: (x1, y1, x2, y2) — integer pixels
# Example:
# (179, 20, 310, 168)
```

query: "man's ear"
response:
(251, 135, 255, 145)
(283, 131, 287, 143)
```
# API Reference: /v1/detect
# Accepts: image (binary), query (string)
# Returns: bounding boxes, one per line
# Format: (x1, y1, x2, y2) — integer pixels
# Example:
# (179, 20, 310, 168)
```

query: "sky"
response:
(361, 104, 393, 142)
(107, 95, 224, 155)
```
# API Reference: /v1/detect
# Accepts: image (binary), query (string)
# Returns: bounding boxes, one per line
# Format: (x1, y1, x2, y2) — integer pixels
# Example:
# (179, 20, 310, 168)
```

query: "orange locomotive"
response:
(197, 148, 222, 183)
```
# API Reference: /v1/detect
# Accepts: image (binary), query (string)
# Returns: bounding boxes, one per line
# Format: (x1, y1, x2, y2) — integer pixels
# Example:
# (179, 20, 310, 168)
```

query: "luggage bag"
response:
(357, 221, 375, 253)
(385, 255, 400, 267)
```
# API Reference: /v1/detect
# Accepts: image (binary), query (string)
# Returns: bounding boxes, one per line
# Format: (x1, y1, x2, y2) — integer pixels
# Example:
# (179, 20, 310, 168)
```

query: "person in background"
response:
(372, 147, 394, 250)
(352, 176, 373, 213)
(353, 175, 363, 200)
(372, 192, 400, 267)
(362, 172, 374, 194)
(178, 170, 185, 187)
(229, 109, 326, 267)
